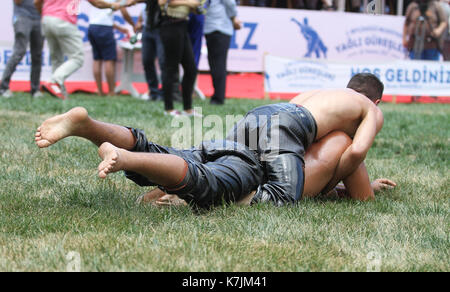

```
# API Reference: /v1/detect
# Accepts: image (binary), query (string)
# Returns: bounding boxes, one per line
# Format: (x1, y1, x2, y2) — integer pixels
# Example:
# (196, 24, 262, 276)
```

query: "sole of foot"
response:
(35, 107, 88, 148)
(98, 142, 123, 179)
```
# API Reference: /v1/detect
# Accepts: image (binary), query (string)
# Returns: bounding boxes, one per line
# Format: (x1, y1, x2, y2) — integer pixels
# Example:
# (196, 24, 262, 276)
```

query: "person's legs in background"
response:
(104, 60, 116, 96)
(180, 27, 198, 114)
(89, 25, 105, 96)
(92, 60, 104, 96)
(52, 22, 84, 85)
(42, 16, 84, 99)
(29, 18, 44, 98)
(188, 13, 205, 100)
(88, 24, 117, 96)
(205, 31, 231, 105)
(160, 22, 185, 114)
(0, 17, 32, 98)
(142, 27, 163, 101)
(188, 13, 204, 67)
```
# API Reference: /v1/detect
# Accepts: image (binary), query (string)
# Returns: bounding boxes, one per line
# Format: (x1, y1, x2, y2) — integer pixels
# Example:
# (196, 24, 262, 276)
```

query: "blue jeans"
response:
(188, 13, 204, 67)
(409, 48, 441, 61)
(142, 27, 165, 99)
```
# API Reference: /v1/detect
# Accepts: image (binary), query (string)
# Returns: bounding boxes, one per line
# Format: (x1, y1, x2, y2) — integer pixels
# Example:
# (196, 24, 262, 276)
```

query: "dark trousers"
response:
(205, 31, 231, 104)
(1, 17, 43, 93)
(159, 20, 197, 111)
(188, 13, 205, 67)
(142, 27, 165, 100)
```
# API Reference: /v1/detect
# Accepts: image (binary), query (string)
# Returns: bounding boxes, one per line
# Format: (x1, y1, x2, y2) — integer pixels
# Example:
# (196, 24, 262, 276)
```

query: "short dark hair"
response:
(347, 73, 384, 101)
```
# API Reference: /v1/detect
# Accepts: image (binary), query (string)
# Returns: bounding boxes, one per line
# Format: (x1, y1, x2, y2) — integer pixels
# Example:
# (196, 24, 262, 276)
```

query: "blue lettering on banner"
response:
(77, 13, 89, 42)
(351, 67, 381, 79)
(230, 22, 258, 50)
(0, 49, 52, 69)
(351, 66, 450, 85)
(335, 25, 407, 58)
(243, 23, 258, 50)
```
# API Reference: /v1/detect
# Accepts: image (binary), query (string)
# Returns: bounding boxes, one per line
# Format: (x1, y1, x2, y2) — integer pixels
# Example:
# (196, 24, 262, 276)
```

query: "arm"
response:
(113, 23, 129, 36)
(323, 107, 382, 195)
(163, 0, 201, 9)
(135, 13, 144, 32)
(33, 0, 43, 14)
(432, 5, 448, 39)
(126, 0, 146, 6)
(88, 0, 121, 9)
(332, 163, 396, 201)
(120, 7, 135, 27)
(223, 0, 241, 30)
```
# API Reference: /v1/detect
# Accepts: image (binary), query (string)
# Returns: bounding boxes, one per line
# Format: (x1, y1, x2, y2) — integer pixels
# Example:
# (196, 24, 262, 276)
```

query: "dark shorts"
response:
(227, 103, 317, 160)
(88, 25, 117, 61)
(124, 128, 264, 209)
(226, 103, 318, 205)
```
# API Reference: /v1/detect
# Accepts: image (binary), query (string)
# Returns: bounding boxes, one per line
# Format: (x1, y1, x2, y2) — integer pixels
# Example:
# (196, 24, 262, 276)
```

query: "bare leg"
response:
(302, 131, 374, 200)
(35, 107, 136, 149)
(302, 131, 352, 198)
(97, 142, 187, 188)
(93, 60, 104, 96)
(104, 60, 116, 96)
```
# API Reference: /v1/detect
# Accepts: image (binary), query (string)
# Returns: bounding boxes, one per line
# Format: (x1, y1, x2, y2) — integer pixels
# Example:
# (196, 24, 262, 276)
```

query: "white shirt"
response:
(89, 0, 115, 26)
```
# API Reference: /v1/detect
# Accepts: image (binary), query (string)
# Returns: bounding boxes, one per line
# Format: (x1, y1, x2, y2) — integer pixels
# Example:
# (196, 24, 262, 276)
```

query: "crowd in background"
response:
(0, 0, 449, 113)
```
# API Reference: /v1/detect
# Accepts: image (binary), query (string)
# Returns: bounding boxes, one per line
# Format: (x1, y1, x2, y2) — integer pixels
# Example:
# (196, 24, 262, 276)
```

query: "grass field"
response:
(0, 92, 448, 272)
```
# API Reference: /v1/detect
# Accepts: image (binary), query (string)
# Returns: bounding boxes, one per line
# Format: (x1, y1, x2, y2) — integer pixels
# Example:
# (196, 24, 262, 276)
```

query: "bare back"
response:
(290, 89, 383, 140)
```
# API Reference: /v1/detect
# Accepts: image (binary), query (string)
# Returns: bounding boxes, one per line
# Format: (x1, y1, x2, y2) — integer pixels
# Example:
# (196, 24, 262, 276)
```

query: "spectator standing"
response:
(440, 0, 450, 60)
(403, 0, 448, 60)
(88, 1, 135, 96)
(127, 0, 200, 116)
(136, 4, 165, 101)
(204, 0, 241, 105)
(34, 0, 121, 99)
(1, 0, 43, 99)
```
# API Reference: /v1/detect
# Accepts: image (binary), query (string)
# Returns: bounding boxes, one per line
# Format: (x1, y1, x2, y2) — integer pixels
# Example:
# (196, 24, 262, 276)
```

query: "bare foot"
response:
(98, 142, 124, 179)
(35, 107, 89, 148)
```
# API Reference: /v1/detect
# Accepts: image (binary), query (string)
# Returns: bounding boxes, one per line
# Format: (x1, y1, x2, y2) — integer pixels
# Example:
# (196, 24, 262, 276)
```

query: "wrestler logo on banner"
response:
(291, 18, 328, 59)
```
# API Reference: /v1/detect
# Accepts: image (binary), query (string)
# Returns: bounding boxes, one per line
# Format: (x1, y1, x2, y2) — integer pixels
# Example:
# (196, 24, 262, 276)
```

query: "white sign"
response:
(0, 4, 437, 82)
(264, 54, 450, 96)
(199, 7, 409, 72)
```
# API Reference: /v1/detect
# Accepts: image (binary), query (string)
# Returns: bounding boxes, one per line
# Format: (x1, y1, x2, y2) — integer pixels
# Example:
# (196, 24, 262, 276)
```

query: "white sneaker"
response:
(1, 89, 13, 98)
(32, 91, 43, 99)
(137, 92, 150, 101)
(164, 110, 182, 117)
(182, 109, 203, 118)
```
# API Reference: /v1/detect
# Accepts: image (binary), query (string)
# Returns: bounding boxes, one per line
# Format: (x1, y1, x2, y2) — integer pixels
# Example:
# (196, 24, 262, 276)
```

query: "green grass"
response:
(0, 93, 449, 272)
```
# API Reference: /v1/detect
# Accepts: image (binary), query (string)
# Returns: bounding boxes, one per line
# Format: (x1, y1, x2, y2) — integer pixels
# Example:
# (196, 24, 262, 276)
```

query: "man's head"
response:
(347, 73, 384, 105)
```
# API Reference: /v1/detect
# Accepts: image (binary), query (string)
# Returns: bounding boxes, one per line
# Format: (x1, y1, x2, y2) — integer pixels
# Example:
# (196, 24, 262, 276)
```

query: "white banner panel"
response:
(199, 7, 410, 72)
(264, 55, 450, 96)
(0, 4, 436, 82)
